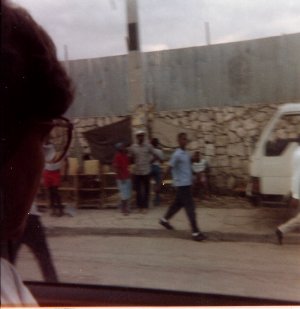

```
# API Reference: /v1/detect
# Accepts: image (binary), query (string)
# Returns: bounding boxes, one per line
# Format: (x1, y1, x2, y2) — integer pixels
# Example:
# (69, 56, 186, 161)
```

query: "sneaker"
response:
(275, 228, 283, 245)
(159, 219, 174, 230)
(192, 232, 207, 242)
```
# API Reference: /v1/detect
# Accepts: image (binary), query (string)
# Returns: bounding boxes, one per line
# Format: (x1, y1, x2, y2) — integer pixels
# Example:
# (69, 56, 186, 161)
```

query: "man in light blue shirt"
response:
(170, 148, 193, 187)
(159, 133, 206, 241)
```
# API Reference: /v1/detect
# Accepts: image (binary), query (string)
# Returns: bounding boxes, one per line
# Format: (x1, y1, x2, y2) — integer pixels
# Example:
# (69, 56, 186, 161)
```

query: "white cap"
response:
(136, 129, 145, 135)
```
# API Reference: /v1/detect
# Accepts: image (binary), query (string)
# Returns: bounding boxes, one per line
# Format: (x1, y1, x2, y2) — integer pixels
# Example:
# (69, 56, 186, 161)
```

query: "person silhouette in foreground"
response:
(1, 0, 73, 305)
(11, 203, 59, 282)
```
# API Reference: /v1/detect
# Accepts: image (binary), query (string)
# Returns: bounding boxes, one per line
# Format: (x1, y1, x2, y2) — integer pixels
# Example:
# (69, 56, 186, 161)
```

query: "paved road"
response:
(16, 235, 300, 303)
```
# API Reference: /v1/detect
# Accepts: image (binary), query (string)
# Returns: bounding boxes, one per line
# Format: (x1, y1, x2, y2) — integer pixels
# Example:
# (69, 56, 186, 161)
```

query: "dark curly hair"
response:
(1, 0, 74, 164)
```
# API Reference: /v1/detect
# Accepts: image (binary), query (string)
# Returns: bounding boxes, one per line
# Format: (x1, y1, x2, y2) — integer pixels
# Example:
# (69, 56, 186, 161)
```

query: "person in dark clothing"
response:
(130, 130, 153, 213)
(1, 0, 73, 304)
(11, 204, 58, 282)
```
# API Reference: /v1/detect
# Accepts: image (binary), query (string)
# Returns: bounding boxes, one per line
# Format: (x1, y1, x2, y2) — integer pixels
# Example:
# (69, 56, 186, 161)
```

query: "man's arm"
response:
(162, 151, 177, 183)
(150, 148, 164, 164)
(157, 149, 164, 163)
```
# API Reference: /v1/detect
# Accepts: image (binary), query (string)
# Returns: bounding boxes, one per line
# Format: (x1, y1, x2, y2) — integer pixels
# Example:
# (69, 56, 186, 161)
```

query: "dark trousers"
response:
(48, 187, 63, 215)
(11, 214, 58, 282)
(164, 186, 200, 233)
(134, 174, 150, 209)
(150, 165, 162, 205)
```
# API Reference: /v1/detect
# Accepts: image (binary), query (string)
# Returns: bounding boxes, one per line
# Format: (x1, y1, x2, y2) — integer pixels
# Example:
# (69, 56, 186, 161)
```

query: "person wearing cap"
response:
(113, 142, 131, 215)
(130, 130, 154, 213)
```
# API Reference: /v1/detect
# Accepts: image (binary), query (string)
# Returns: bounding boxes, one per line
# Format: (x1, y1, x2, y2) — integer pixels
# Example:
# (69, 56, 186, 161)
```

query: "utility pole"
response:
(205, 21, 211, 45)
(126, 0, 145, 112)
(63, 44, 70, 74)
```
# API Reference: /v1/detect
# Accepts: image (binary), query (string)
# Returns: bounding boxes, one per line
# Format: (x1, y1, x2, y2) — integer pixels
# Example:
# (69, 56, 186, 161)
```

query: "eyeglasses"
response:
(42, 117, 73, 163)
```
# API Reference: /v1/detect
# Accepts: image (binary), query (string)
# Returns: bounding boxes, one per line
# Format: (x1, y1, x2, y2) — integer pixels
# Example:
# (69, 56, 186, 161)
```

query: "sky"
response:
(11, 0, 300, 60)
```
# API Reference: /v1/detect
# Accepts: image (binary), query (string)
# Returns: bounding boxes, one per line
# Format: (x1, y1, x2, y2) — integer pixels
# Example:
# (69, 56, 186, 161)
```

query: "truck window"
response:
(265, 114, 300, 156)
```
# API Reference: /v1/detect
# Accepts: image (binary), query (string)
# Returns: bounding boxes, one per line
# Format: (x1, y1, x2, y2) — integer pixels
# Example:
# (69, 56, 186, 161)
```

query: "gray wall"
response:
(66, 33, 300, 117)
(66, 55, 129, 118)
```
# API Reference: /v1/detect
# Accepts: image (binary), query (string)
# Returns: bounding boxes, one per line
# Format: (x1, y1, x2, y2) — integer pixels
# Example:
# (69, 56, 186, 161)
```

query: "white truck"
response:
(247, 103, 300, 205)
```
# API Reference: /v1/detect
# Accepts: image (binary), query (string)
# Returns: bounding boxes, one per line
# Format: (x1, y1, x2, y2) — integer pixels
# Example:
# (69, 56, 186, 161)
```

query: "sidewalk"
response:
(41, 196, 300, 244)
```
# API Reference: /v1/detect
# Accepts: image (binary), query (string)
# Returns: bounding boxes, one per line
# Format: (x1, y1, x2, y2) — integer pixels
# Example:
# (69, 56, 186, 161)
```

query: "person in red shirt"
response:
(113, 143, 132, 215)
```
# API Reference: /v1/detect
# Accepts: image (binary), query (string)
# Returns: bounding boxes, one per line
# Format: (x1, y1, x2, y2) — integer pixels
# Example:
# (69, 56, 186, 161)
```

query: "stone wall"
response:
(70, 103, 281, 192)
(153, 104, 280, 192)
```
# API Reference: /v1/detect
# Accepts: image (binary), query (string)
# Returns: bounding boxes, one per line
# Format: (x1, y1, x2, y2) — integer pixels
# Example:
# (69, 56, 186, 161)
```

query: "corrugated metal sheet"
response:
(66, 55, 129, 118)
(66, 33, 300, 117)
(142, 33, 300, 111)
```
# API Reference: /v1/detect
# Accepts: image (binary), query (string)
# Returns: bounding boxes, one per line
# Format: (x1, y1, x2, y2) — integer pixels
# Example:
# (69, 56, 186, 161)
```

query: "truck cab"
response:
(247, 103, 300, 205)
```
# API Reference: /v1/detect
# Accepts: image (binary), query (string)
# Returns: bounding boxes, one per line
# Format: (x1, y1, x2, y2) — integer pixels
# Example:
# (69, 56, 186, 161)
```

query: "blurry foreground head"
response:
(0, 0, 74, 240)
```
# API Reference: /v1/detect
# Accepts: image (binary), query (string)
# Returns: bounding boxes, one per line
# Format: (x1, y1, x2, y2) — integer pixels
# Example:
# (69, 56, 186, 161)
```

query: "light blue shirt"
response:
(169, 148, 192, 187)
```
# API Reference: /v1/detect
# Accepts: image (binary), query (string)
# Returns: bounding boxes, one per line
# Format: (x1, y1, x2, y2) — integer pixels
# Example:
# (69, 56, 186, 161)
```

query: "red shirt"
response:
(113, 152, 130, 180)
